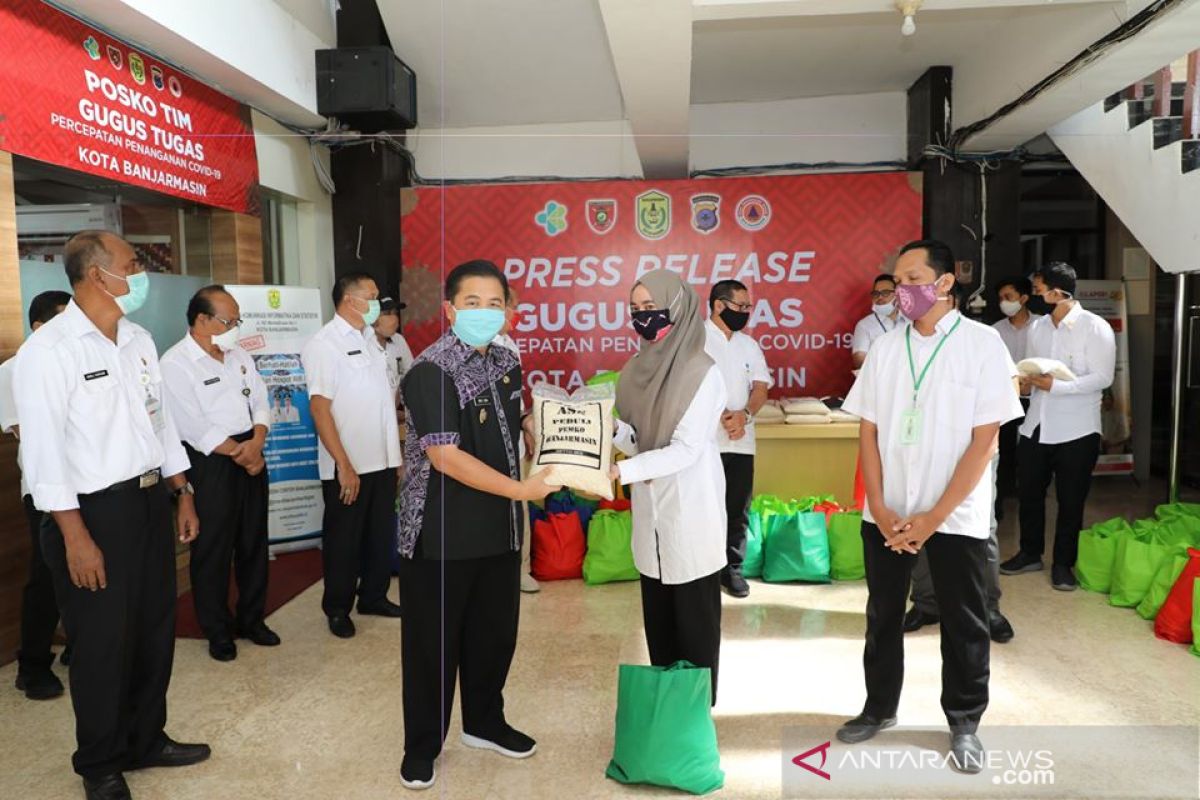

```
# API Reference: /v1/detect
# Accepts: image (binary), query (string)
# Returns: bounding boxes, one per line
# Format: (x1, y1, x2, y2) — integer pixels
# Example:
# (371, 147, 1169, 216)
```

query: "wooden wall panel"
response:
(0, 151, 30, 666)
(212, 210, 264, 286)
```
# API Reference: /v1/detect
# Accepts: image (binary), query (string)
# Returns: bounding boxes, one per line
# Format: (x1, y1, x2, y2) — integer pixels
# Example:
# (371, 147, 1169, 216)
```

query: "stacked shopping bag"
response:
(1076, 503, 1200, 656)
(745, 494, 866, 583)
(529, 490, 637, 583)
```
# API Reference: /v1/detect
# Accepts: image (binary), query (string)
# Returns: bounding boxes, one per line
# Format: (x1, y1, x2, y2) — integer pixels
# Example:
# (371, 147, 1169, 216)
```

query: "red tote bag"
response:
(1154, 547, 1200, 644)
(531, 512, 586, 581)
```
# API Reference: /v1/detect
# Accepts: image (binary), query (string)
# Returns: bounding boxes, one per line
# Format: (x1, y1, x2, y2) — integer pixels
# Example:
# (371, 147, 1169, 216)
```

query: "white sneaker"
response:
(461, 729, 537, 759)
(520, 572, 541, 593)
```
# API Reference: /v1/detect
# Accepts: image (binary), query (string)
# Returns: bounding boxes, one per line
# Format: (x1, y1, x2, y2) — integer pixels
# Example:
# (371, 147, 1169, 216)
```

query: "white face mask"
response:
(999, 300, 1023, 318)
(211, 327, 240, 351)
(874, 301, 896, 316)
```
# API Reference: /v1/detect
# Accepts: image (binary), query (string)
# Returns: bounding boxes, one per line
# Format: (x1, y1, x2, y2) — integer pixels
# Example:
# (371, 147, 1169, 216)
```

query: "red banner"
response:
(401, 172, 922, 398)
(0, 0, 259, 214)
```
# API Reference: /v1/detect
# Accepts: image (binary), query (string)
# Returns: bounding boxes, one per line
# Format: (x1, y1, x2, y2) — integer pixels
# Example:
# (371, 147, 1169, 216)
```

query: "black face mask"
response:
(1026, 296, 1051, 317)
(632, 308, 672, 342)
(718, 306, 750, 332)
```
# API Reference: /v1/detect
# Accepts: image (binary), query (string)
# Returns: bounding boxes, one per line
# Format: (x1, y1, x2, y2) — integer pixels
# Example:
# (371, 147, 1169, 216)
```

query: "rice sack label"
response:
(531, 383, 615, 500)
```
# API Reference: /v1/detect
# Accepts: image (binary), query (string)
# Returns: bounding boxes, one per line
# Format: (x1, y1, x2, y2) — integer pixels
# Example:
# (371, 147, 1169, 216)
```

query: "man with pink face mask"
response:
(839, 239, 1022, 775)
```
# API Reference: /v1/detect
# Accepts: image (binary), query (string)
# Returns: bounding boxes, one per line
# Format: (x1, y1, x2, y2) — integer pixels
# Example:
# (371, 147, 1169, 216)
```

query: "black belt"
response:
(81, 469, 162, 498)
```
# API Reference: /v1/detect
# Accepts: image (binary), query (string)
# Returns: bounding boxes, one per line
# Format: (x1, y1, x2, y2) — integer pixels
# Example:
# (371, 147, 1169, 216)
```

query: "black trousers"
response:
(1017, 428, 1101, 568)
(18, 494, 60, 675)
(398, 551, 520, 760)
(996, 419, 1020, 504)
(861, 522, 990, 734)
(41, 483, 176, 779)
(720, 453, 754, 575)
(320, 468, 396, 617)
(186, 440, 269, 641)
(640, 570, 723, 705)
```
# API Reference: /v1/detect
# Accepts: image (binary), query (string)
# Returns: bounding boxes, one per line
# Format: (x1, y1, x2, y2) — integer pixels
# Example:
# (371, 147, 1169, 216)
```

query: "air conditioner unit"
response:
(15, 203, 123, 238)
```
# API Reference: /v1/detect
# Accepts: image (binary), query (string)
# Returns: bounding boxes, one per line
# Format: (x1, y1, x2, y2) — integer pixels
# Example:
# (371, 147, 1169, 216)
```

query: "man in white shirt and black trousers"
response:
(302, 272, 403, 639)
(162, 286, 280, 662)
(703, 279, 771, 598)
(1, 290, 71, 701)
(839, 240, 1023, 773)
(1000, 262, 1115, 591)
(15, 231, 210, 800)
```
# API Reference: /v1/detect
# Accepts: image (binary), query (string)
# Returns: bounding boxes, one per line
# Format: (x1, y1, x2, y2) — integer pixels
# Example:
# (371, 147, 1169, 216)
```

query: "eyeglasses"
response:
(722, 300, 753, 312)
(871, 289, 896, 299)
(212, 316, 242, 329)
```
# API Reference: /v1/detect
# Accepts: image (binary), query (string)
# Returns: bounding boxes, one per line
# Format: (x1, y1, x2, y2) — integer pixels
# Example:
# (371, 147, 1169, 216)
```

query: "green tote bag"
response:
(1076, 518, 1132, 594)
(1110, 529, 1171, 608)
(606, 661, 724, 795)
(745, 495, 789, 579)
(1136, 547, 1191, 621)
(827, 511, 865, 581)
(583, 510, 639, 585)
(763, 509, 831, 583)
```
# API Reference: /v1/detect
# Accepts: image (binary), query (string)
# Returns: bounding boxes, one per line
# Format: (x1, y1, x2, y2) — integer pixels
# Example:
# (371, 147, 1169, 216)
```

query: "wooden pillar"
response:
(0, 150, 29, 666)
(1184, 51, 1200, 139)
(211, 210, 265, 286)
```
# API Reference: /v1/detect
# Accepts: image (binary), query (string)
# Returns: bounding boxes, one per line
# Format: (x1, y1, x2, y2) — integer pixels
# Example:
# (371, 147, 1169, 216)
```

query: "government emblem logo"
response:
(83, 37, 101, 60)
(268, 289, 282, 310)
(736, 194, 771, 231)
(106, 45, 122, 70)
(129, 53, 146, 85)
(151, 66, 165, 91)
(535, 201, 568, 236)
(586, 199, 616, 235)
(168, 75, 183, 98)
(690, 193, 720, 234)
(636, 190, 671, 240)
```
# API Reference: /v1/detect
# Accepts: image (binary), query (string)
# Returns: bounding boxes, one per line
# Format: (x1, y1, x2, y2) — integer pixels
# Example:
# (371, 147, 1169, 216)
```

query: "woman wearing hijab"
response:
(611, 270, 729, 702)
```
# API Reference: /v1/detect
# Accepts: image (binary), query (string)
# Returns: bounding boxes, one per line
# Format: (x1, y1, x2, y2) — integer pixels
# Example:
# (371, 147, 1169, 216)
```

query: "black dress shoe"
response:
(132, 737, 211, 769)
(836, 714, 897, 744)
(1051, 564, 1078, 592)
(720, 570, 750, 598)
(902, 607, 939, 633)
(83, 773, 131, 800)
(15, 669, 64, 700)
(950, 733, 985, 774)
(328, 615, 357, 638)
(989, 612, 1015, 643)
(357, 599, 402, 618)
(207, 638, 237, 662)
(237, 622, 281, 647)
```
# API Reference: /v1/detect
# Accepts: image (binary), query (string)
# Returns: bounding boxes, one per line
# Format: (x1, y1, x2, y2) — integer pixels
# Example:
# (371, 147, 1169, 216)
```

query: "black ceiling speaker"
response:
(316, 46, 417, 132)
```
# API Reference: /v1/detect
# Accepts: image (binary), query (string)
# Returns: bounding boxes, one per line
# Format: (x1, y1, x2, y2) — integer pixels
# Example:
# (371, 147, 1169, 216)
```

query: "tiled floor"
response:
(1, 479, 1197, 799)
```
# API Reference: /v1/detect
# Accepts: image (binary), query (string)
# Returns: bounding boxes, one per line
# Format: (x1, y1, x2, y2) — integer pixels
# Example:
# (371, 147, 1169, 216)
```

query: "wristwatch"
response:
(171, 482, 195, 499)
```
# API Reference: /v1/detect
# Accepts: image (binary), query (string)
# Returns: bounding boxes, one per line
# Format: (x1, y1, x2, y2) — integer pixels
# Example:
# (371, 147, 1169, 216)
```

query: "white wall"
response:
(253, 111, 335, 320)
(689, 93, 907, 172)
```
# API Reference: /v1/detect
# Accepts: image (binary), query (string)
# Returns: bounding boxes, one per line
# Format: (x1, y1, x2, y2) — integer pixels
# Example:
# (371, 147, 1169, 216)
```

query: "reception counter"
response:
(751, 422, 860, 503)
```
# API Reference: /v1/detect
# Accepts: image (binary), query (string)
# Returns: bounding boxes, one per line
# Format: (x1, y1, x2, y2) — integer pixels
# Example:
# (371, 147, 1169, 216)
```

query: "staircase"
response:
(1049, 56, 1200, 273)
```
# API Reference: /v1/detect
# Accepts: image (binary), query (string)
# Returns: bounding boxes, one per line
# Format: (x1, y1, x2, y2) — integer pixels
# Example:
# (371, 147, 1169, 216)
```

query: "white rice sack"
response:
(785, 414, 831, 425)
(782, 397, 831, 416)
(530, 383, 615, 500)
(829, 409, 861, 423)
(755, 401, 786, 424)
(1016, 358, 1077, 382)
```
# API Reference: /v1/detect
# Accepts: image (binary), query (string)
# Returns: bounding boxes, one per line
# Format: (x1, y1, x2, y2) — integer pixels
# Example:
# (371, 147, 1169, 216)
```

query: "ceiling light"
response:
(896, 0, 923, 36)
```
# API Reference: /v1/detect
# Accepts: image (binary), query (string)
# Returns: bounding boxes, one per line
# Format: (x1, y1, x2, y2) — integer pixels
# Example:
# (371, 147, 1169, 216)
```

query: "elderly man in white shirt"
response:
(162, 285, 279, 662)
(851, 273, 902, 369)
(1000, 262, 1115, 591)
(703, 279, 772, 598)
(839, 240, 1022, 773)
(302, 272, 403, 639)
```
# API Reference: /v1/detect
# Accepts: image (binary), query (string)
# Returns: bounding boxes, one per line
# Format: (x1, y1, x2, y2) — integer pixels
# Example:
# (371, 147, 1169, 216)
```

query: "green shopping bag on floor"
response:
(1191, 581, 1200, 658)
(1158, 515, 1200, 547)
(1110, 529, 1171, 608)
(745, 495, 789, 579)
(1136, 547, 1191, 620)
(1155, 502, 1200, 522)
(583, 510, 639, 585)
(763, 508, 831, 583)
(827, 511, 865, 581)
(605, 661, 724, 795)
(1076, 518, 1132, 594)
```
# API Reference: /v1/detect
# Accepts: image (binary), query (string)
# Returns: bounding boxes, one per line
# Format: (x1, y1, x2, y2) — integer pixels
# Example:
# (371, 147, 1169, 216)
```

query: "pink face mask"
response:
(896, 281, 942, 321)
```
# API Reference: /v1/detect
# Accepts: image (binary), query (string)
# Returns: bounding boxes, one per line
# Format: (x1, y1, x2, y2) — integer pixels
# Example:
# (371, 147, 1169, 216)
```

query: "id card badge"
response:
(145, 393, 165, 434)
(899, 408, 922, 446)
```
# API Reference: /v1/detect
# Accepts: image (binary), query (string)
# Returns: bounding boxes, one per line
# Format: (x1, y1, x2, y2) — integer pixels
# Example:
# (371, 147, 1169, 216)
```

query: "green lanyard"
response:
(905, 317, 962, 408)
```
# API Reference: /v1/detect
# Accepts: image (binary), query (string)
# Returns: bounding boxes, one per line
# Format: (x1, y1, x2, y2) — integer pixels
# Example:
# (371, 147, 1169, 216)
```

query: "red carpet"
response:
(175, 548, 324, 639)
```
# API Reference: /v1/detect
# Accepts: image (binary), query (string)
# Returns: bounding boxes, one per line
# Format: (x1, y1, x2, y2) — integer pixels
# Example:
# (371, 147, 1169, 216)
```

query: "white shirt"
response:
(1019, 303, 1115, 445)
(843, 310, 1023, 539)
(301, 314, 401, 481)
(0, 356, 28, 497)
(992, 313, 1042, 363)
(614, 366, 728, 583)
(703, 320, 773, 455)
(851, 309, 901, 357)
(14, 301, 190, 512)
(380, 333, 416, 402)
(161, 334, 272, 455)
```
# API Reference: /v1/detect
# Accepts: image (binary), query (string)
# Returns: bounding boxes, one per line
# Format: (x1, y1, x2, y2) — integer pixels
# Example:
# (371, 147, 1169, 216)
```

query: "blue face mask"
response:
(362, 299, 381, 327)
(101, 268, 149, 315)
(452, 308, 506, 347)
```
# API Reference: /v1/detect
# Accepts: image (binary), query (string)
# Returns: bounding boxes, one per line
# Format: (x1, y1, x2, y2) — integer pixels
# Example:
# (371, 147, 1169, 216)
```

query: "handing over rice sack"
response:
(530, 383, 616, 500)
